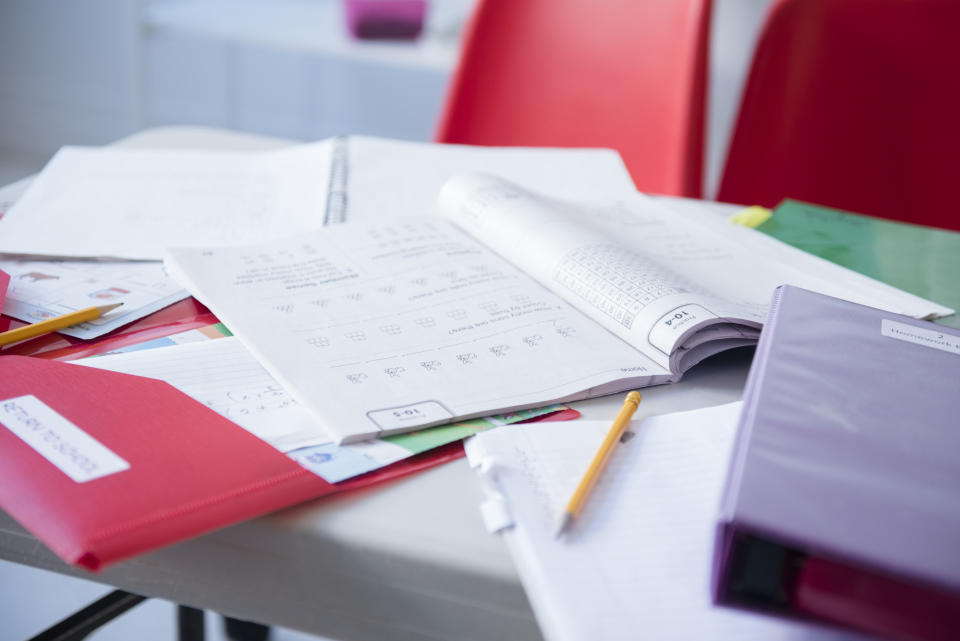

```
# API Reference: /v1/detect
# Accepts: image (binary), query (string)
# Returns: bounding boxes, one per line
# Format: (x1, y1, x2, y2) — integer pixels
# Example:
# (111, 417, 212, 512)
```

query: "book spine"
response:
(712, 286, 789, 599)
(323, 136, 349, 226)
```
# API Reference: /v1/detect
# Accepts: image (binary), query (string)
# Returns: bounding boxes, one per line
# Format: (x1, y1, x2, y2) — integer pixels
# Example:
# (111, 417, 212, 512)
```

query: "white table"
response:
(0, 127, 753, 641)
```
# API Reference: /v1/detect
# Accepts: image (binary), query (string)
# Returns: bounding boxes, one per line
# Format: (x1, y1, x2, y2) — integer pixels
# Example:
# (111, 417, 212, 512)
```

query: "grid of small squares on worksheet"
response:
(554, 245, 689, 329)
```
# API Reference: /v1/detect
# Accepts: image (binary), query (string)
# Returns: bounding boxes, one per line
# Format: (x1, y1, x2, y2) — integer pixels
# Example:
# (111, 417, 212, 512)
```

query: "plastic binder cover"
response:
(714, 285, 960, 640)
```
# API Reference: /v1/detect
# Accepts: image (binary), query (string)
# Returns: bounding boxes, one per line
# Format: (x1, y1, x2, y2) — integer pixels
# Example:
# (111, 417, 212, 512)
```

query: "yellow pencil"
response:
(0, 302, 123, 347)
(555, 391, 642, 538)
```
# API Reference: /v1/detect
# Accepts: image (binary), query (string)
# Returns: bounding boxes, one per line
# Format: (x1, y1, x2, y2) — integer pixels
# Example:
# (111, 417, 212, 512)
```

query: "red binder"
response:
(0, 356, 466, 570)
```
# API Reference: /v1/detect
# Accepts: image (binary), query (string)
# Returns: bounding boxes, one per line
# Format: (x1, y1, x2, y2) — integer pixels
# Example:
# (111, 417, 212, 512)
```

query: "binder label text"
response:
(881, 319, 960, 356)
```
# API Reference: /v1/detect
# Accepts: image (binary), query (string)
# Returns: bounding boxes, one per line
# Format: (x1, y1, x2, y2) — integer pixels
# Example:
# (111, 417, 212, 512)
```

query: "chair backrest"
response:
(718, 0, 960, 230)
(435, 0, 712, 198)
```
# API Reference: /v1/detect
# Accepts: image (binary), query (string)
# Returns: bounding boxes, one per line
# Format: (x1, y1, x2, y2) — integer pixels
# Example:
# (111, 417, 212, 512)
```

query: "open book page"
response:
(340, 136, 637, 222)
(0, 143, 333, 260)
(440, 174, 762, 372)
(440, 174, 949, 371)
(164, 219, 668, 443)
(464, 403, 867, 641)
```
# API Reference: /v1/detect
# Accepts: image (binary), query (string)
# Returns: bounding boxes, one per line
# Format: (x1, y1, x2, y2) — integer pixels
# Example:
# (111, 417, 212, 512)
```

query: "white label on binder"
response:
(882, 319, 960, 356)
(0, 395, 130, 483)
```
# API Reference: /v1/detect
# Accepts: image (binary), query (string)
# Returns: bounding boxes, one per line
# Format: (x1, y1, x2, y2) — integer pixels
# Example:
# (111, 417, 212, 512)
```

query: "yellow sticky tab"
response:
(728, 206, 772, 228)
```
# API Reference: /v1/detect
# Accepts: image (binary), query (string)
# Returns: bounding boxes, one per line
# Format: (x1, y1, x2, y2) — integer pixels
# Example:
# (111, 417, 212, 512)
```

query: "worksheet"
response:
(77, 337, 329, 451)
(165, 219, 667, 442)
(0, 259, 189, 339)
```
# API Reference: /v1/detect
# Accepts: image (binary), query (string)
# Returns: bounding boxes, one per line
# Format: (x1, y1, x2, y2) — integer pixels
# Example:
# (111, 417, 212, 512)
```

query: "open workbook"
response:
(164, 174, 951, 443)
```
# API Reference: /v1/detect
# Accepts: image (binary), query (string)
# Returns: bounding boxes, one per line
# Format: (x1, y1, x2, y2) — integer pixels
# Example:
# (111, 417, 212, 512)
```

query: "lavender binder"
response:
(713, 285, 960, 641)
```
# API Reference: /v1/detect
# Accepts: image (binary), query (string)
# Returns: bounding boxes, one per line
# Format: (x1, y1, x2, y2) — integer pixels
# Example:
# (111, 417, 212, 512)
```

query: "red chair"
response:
(435, 0, 712, 198)
(718, 0, 960, 230)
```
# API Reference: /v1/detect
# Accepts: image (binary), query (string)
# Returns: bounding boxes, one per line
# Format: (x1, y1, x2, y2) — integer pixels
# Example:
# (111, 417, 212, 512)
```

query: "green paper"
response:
(213, 322, 233, 336)
(755, 200, 960, 328)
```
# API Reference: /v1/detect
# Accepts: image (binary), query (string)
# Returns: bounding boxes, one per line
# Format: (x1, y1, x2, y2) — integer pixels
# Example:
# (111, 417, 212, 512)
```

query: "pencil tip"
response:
(554, 513, 572, 539)
(97, 302, 124, 314)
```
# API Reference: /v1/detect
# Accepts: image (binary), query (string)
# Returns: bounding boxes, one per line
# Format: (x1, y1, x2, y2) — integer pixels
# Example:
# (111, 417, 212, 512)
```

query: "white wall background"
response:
(0, 0, 141, 153)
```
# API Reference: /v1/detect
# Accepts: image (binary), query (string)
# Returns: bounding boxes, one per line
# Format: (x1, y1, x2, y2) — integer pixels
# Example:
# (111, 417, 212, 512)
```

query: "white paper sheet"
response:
(0, 143, 334, 260)
(464, 403, 868, 641)
(75, 337, 333, 452)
